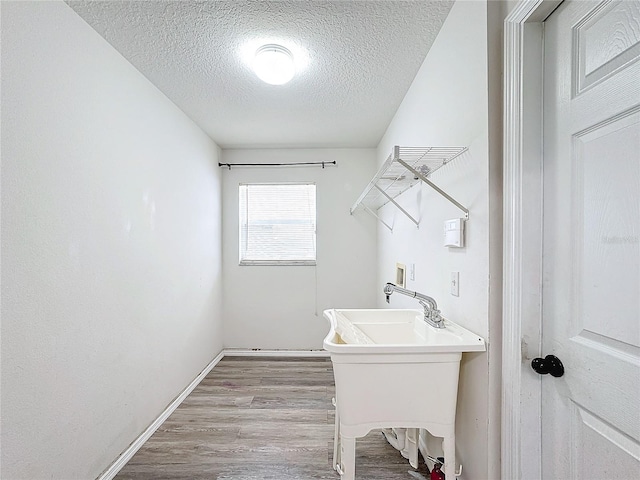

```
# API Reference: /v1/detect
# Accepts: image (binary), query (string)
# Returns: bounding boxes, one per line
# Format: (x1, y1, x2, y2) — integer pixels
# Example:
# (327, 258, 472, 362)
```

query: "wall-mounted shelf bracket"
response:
(395, 159, 470, 220)
(373, 184, 420, 227)
(351, 146, 470, 228)
(362, 205, 393, 232)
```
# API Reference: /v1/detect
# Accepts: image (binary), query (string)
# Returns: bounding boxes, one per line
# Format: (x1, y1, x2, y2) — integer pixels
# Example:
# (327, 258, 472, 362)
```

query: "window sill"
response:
(239, 260, 316, 266)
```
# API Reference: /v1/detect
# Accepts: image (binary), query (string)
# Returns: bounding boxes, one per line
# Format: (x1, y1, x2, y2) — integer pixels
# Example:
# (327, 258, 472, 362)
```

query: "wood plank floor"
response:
(115, 357, 432, 479)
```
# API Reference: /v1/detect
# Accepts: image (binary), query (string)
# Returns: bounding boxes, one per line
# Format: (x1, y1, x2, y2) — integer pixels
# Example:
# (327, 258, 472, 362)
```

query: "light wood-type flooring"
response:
(115, 356, 432, 479)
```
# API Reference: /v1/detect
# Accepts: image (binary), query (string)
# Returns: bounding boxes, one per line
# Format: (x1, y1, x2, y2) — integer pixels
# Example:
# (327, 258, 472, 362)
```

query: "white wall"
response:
(221, 149, 377, 349)
(375, 1, 501, 478)
(0, 2, 223, 479)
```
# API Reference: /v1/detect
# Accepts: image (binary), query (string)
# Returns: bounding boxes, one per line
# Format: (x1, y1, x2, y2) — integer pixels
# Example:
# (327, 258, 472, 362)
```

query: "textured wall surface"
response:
(66, 0, 453, 148)
(1, 2, 223, 478)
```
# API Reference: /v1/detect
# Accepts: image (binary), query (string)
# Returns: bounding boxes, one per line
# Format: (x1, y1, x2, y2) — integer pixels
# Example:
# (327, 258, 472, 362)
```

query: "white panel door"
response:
(543, 1, 640, 478)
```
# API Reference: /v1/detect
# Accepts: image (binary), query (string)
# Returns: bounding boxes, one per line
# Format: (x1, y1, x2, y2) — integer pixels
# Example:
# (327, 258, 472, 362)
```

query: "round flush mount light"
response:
(253, 44, 295, 85)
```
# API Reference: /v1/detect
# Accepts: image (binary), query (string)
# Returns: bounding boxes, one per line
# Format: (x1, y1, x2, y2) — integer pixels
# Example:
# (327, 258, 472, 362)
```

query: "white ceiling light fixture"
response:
(253, 44, 295, 85)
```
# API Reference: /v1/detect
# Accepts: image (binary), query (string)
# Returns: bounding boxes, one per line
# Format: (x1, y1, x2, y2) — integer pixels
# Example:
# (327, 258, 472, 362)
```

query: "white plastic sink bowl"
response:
(323, 308, 486, 480)
(324, 308, 485, 353)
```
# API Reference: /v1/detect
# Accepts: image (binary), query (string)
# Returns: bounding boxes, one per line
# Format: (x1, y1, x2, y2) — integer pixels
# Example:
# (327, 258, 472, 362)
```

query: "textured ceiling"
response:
(66, 1, 454, 149)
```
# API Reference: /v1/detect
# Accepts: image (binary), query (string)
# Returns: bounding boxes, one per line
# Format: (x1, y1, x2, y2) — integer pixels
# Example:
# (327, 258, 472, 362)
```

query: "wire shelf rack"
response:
(351, 146, 469, 230)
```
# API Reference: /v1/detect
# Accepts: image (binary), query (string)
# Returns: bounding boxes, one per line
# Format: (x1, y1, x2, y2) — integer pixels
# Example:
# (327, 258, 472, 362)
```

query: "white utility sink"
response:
(323, 308, 485, 480)
(328, 308, 485, 351)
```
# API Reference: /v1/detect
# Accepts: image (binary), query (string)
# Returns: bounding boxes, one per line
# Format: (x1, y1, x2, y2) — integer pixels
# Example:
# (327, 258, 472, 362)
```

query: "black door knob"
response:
(531, 354, 564, 377)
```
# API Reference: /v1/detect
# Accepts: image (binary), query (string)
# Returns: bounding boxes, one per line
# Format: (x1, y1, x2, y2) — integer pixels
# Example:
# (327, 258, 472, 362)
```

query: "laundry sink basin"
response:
(325, 308, 485, 353)
(323, 308, 486, 480)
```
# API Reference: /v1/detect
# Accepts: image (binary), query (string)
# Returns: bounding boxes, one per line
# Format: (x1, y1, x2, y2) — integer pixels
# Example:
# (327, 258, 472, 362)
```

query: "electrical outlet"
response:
(450, 272, 460, 296)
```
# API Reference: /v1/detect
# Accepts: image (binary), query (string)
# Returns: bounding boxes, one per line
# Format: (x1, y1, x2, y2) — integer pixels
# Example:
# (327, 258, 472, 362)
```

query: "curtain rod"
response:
(218, 161, 337, 170)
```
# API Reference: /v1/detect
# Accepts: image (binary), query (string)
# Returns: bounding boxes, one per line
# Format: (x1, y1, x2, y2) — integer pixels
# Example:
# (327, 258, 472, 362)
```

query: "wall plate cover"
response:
(451, 271, 460, 296)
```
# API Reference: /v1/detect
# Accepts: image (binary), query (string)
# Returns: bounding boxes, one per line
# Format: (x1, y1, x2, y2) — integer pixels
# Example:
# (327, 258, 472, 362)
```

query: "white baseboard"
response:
(222, 348, 329, 357)
(96, 351, 224, 480)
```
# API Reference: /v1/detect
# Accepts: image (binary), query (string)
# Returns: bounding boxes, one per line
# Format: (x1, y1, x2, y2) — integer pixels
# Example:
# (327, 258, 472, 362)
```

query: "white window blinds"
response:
(239, 183, 316, 265)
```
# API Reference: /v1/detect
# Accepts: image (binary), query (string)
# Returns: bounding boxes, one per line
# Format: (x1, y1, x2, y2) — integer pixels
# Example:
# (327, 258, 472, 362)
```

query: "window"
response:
(239, 183, 316, 265)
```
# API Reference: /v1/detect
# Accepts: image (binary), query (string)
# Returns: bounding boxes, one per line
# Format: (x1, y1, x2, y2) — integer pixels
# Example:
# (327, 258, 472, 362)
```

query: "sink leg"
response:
(442, 428, 456, 479)
(339, 435, 356, 480)
(333, 402, 341, 470)
(407, 428, 419, 469)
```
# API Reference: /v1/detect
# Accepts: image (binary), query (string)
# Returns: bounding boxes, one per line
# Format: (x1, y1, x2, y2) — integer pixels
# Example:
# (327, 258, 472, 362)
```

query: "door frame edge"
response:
(502, 1, 561, 479)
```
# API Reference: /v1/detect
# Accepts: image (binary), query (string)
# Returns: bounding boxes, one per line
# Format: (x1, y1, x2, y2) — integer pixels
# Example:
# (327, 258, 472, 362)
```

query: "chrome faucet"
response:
(383, 283, 445, 329)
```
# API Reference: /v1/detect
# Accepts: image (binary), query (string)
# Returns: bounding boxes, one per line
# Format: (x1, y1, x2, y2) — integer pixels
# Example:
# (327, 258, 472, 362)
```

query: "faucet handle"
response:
(428, 308, 444, 325)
